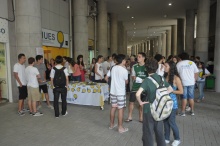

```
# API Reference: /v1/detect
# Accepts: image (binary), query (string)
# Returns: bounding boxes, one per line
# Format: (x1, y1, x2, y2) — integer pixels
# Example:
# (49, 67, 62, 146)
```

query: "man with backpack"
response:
(136, 58, 173, 146)
(50, 56, 69, 118)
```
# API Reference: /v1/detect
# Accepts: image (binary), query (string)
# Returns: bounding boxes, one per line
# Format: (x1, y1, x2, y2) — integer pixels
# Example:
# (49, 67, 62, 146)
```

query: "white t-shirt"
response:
(102, 61, 110, 75)
(50, 65, 69, 78)
(25, 66, 40, 88)
(156, 64, 164, 76)
(197, 68, 210, 82)
(13, 63, 27, 86)
(95, 63, 104, 80)
(110, 61, 116, 68)
(177, 60, 199, 86)
(110, 65, 128, 95)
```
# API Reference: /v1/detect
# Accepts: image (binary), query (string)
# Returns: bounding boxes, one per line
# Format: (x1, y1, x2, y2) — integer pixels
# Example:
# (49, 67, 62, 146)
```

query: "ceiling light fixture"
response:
(131, 16, 134, 19)
(134, 23, 136, 25)
(134, 32, 136, 33)
(134, 28, 136, 29)
(127, 6, 130, 9)
(168, 3, 172, 6)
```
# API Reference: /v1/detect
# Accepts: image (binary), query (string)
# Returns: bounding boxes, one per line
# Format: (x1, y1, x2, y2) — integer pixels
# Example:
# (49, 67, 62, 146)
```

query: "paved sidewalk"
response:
(0, 90, 220, 146)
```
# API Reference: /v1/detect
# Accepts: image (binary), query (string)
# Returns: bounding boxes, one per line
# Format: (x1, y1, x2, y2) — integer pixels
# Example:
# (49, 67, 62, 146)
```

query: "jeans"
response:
(183, 85, 195, 99)
(53, 87, 67, 117)
(73, 75, 81, 81)
(197, 81, 205, 100)
(164, 109, 180, 141)
(143, 112, 166, 146)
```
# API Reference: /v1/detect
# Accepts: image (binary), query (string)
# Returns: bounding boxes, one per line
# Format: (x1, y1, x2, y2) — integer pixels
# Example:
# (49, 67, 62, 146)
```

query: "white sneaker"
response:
(165, 140, 170, 144)
(32, 112, 43, 117)
(185, 106, 191, 112)
(47, 105, 54, 110)
(172, 140, 181, 146)
(62, 111, 68, 116)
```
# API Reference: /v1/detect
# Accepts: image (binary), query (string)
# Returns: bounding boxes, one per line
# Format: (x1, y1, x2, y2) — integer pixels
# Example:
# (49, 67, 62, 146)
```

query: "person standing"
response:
(25, 57, 43, 116)
(13, 54, 28, 116)
(136, 58, 173, 146)
(125, 52, 148, 122)
(196, 62, 210, 102)
(89, 58, 96, 82)
(154, 54, 165, 76)
(50, 56, 69, 118)
(164, 61, 183, 146)
(109, 54, 128, 133)
(77, 55, 85, 82)
(102, 56, 111, 77)
(34, 55, 54, 110)
(177, 52, 199, 116)
(95, 55, 104, 83)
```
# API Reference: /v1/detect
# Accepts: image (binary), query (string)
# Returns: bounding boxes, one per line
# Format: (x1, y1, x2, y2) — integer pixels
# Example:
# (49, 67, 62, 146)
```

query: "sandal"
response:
(109, 124, 117, 130)
(119, 127, 129, 134)
(125, 119, 132, 122)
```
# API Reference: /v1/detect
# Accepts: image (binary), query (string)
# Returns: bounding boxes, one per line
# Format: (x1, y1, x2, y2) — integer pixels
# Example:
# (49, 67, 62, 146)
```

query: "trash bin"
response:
(205, 75, 215, 89)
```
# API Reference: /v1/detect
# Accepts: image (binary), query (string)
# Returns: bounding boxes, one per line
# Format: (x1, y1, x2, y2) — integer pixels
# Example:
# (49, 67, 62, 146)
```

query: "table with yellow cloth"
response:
(47, 82, 109, 109)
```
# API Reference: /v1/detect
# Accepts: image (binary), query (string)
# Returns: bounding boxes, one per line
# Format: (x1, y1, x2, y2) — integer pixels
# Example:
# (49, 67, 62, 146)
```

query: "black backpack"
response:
(53, 67, 66, 87)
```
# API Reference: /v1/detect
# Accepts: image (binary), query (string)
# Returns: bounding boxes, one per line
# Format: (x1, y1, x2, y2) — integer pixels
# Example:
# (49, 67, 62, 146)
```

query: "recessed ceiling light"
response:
(154, 32, 155, 33)
(133, 35, 135, 36)
(131, 16, 134, 19)
(127, 6, 130, 9)
(168, 3, 172, 6)
(134, 28, 136, 29)
(134, 23, 136, 25)
(147, 37, 149, 38)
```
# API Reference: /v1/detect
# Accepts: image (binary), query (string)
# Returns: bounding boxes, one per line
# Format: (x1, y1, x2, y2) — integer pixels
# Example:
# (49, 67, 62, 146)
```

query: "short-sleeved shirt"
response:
(95, 63, 104, 80)
(140, 73, 170, 113)
(131, 64, 148, 91)
(176, 60, 199, 86)
(110, 65, 128, 95)
(13, 63, 27, 86)
(25, 66, 40, 88)
(73, 64, 81, 76)
(34, 63, 46, 85)
(197, 68, 210, 82)
(50, 65, 69, 78)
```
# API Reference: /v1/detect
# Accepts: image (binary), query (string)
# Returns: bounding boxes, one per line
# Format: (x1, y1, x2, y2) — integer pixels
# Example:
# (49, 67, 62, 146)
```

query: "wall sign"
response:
(42, 28, 69, 48)
(0, 18, 8, 43)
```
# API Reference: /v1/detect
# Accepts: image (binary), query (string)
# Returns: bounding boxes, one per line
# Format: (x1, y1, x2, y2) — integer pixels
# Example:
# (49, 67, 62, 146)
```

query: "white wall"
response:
(0, 0, 8, 18)
(41, 0, 69, 34)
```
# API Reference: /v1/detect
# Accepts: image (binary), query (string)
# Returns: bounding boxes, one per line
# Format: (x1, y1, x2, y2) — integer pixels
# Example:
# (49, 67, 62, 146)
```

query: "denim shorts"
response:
(182, 85, 195, 99)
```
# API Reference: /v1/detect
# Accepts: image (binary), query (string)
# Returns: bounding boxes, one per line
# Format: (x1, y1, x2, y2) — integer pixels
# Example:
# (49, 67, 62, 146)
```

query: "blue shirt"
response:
(170, 85, 178, 109)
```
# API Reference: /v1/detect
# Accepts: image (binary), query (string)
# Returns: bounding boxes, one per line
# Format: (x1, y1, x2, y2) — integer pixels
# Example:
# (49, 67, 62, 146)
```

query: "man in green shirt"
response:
(136, 58, 173, 146)
(125, 52, 148, 122)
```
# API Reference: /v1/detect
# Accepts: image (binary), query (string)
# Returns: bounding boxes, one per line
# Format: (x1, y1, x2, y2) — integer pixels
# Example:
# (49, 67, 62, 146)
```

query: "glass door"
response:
(0, 43, 8, 102)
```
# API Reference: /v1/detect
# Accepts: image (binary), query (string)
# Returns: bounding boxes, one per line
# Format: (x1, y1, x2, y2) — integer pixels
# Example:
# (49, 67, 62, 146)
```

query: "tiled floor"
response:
(0, 90, 220, 146)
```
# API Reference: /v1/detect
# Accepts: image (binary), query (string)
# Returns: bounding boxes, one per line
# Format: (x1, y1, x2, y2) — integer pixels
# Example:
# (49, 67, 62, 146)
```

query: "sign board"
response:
(42, 28, 69, 48)
(0, 18, 8, 43)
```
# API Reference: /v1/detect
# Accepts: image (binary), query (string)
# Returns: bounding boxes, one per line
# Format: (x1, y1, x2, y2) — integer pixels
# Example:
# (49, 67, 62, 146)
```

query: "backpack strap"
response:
(148, 75, 164, 88)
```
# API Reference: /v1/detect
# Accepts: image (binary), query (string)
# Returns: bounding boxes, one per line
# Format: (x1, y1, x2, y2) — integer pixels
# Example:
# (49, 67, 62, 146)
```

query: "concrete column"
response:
(185, 9, 195, 56)
(73, 0, 88, 64)
(131, 46, 135, 55)
(146, 41, 149, 56)
(154, 38, 158, 56)
(15, 0, 42, 58)
(117, 21, 124, 54)
(150, 39, 155, 56)
(161, 33, 166, 57)
(110, 13, 118, 54)
(123, 30, 127, 54)
(171, 25, 177, 55)
(97, 0, 108, 57)
(214, 0, 220, 92)
(196, 0, 210, 63)
(177, 18, 185, 55)
(158, 35, 162, 54)
(166, 30, 171, 57)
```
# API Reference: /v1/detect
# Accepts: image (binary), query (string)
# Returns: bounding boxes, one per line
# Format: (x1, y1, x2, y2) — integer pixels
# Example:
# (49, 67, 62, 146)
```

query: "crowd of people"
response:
(13, 51, 212, 146)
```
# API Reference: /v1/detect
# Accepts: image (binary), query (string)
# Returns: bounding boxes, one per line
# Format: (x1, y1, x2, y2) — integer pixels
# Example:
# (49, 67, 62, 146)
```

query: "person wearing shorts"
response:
(177, 52, 199, 116)
(125, 52, 148, 122)
(35, 55, 53, 109)
(25, 57, 43, 116)
(109, 54, 128, 133)
(13, 54, 28, 116)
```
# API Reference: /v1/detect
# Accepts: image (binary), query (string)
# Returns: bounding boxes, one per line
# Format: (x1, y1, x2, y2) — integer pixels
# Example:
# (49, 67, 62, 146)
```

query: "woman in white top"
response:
(196, 62, 210, 102)
(95, 55, 104, 83)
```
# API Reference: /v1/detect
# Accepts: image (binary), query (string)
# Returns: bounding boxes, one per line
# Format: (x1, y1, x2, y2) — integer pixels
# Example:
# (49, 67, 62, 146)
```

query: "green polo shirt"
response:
(140, 73, 170, 113)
